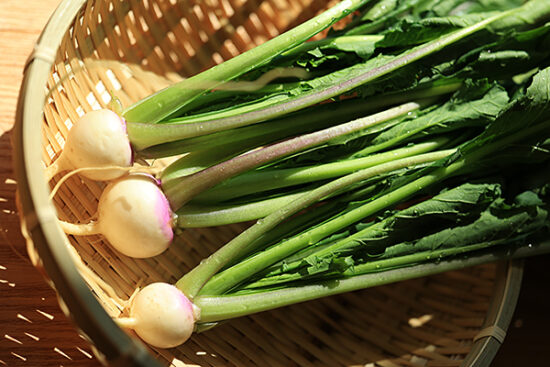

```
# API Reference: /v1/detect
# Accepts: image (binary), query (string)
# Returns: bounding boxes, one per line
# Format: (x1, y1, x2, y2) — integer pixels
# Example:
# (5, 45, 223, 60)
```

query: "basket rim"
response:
(13, 0, 161, 366)
(12, 1, 524, 366)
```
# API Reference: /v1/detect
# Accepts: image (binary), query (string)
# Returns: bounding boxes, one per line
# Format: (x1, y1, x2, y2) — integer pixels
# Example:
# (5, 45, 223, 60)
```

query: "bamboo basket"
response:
(13, 0, 524, 366)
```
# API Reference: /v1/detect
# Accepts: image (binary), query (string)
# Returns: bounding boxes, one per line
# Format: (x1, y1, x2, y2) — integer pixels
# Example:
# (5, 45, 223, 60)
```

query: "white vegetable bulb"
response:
(98, 174, 174, 258)
(60, 109, 133, 180)
(130, 283, 198, 348)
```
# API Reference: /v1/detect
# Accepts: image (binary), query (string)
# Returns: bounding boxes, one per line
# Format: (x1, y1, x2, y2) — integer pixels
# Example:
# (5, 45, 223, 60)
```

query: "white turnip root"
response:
(58, 174, 174, 258)
(118, 283, 198, 348)
(45, 109, 133, 181)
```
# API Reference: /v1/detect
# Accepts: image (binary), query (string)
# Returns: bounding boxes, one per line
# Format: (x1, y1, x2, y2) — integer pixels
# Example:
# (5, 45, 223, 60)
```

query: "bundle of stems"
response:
(49, 0, 550, 348)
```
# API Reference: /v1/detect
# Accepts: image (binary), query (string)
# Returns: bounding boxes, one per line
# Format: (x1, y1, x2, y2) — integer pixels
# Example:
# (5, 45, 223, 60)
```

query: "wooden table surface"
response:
(1, 1, 549, 367)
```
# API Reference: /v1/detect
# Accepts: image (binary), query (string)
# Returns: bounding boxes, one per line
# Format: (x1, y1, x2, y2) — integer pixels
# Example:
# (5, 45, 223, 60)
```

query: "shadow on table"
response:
(0, 128, 97, 367)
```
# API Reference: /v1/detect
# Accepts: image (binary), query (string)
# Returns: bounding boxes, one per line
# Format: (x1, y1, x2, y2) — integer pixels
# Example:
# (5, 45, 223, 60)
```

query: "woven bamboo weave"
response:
(31, 0, 518, 366)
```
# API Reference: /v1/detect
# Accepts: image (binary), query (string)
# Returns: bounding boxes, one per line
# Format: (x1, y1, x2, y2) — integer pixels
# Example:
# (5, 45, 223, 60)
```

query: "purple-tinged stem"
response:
(164, 102, 420, 210)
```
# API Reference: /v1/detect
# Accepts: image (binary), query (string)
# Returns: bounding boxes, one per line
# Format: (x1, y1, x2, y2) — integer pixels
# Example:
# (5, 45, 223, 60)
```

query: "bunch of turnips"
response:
(48, 0, 550, 348)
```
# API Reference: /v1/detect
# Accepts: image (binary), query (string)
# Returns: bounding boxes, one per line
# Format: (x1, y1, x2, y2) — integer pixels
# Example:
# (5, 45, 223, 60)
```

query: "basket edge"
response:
(460, 260, 524, 367)
(12, 0, 161, 366)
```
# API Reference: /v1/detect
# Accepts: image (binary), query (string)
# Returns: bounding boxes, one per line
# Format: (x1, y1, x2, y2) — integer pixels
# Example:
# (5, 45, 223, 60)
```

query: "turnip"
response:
(45, 109, 133, 181)
(58, 174, 174, 258)
(117, 283, 198, 349)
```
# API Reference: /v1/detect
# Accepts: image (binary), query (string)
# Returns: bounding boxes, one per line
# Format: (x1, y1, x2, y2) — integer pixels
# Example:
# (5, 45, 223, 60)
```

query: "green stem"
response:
(175, 148, 454, 298)
(241, 236, 516, 290)
(171, 82, 301, 118)
(280, 35, 384, 58)
(164, 102, 420, 210)
(150, 80, 460, 161)
(156, 89, 425, 170)
(177, 138, 447, 227)
(194, 241, 550, 322)
(143, 97, 340, 160)
(122, 0, 370, 125)
(226, 201, 345, 269)
(351, 116, 455, 158)
(176, 190, 309, 228)
(126, 10, 508, 150)
(343, 0, 423, 35)
(347, 241, 509, 276)
(164, 94, 291, 125)
(157, 143, 255, 180)
(197, 150, 459, 296)
(169, 77, 460, 128)
(194, 138, 449, 203)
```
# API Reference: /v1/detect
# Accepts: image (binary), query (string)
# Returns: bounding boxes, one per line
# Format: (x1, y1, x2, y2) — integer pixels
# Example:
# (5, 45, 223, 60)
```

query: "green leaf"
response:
(381, 192, 549, 258)
(377, 11, 500, 47)
(236, 181, 549, 291)
(457, 66, 550, 155)
(352, 81, 509, 157)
